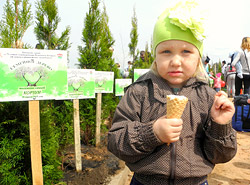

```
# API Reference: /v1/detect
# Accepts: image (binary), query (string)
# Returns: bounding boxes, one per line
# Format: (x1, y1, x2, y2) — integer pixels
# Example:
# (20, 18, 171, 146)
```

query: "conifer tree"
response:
(34, 0, 74, 182)
(0, 0, 32, 48)
(78, 0, 118, 144)
(78, 0, 101, 69)
(78, 0, 118, 73)
(0, 0, 33, 183)
(128, 7, 138, 64)
(99, 4, 116, 71)
(34, 0, 71, 50)
(0, 2, 33, 184)
(143, 42, 154, 68)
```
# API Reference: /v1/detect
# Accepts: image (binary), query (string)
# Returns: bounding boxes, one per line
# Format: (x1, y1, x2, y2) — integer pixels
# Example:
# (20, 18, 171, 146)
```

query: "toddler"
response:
(108, 1, 237, 185)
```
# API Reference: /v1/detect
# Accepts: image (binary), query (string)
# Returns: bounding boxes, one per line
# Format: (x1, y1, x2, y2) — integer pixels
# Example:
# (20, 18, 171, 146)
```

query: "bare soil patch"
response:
(207, 131, 250, 185)
(60, 140, 125, 185)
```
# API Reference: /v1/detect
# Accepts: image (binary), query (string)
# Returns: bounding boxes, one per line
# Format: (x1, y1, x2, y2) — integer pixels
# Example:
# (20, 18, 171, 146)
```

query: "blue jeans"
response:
(214, 87, 221, 92)
(130, 176, 209, 185)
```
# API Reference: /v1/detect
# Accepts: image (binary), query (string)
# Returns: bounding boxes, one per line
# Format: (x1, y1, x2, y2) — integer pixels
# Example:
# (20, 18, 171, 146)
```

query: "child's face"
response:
(155, 40, 200, 88)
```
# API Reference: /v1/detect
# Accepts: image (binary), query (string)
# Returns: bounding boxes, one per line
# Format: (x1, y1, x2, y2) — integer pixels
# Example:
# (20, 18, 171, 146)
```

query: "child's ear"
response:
(197, 58, 200, 67)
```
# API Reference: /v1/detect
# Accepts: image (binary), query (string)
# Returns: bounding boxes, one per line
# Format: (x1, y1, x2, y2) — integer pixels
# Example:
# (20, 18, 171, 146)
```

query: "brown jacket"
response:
(108, 71, 237, 185)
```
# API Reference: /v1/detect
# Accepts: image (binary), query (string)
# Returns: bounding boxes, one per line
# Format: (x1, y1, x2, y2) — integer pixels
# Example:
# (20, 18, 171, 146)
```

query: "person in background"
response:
(203, 56, 212, 85)
(221, 60, 227, 89)
(224, 63, 236, 97)
(225, 51, 242, 97)
(208, 71, 214, 87)
(140, 51, 145, 62)
(229, 51, 243, 79)
(210, 73, 222, 92)
(108, 1, 237, 185)
(232, 37, 250, 95)
(123, 61, 133, 78)
(128, 61, 133, 71)
(115, 63, 120, 68)
(115, 63, 124, 78)
(204, 56, 210, 75)
(221, 60, 226, 76)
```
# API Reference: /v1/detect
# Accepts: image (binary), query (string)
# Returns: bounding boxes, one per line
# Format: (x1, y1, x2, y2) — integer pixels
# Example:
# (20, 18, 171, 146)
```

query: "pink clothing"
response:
(210, 76, 221, 88)
(216, 73, 222, 78)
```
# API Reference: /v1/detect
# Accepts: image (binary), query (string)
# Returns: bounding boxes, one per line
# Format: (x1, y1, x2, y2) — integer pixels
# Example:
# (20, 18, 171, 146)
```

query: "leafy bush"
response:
(0, 138, 30, 185)
(79, 99, 97, 145)
(0, 102, 31, 185)
(40, 100, 74, 184)
(0, 100, 75, 184)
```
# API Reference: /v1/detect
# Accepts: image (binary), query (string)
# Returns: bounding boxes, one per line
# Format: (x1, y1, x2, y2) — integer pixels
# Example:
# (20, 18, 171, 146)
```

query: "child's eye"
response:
(183, 50, 191, 53)
(162, 50, 170, 54)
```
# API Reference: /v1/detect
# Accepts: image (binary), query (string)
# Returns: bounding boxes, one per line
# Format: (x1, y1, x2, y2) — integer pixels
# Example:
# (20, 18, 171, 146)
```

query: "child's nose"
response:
(170, 55, 182, 66)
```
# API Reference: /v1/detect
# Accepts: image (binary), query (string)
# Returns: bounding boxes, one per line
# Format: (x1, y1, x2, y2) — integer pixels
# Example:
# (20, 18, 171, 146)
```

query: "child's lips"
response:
(168, 71, 182, 76)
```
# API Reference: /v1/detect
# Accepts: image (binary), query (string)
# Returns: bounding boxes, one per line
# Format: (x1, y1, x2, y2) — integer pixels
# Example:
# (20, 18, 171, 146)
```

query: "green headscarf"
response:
(153, 0, 206, 56)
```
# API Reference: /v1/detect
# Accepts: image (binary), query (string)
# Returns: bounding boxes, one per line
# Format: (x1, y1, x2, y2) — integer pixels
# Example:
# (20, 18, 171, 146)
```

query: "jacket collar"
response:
(136, 70, 208, 103)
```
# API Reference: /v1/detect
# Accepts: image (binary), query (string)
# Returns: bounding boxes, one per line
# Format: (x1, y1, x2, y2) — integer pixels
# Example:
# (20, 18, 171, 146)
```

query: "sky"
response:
(0, 0, 250, 69)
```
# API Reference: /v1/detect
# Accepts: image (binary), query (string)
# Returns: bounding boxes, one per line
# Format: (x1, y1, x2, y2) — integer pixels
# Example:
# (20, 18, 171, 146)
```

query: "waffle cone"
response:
(166, 95, 188, 119)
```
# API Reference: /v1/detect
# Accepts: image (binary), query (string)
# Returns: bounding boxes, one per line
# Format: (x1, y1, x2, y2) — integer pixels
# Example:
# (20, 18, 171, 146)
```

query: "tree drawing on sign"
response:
(68, 77, 86, 91)
(119, 83, 130, 90)
(15, 66, 49, 86)
(95, 77, 107, 87)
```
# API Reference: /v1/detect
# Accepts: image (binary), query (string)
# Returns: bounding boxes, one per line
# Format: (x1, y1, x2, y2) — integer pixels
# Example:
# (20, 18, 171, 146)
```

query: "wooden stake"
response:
(95, 93, 102, 147)
(29, 100, 43, 185)
(73, 99, 82, 172)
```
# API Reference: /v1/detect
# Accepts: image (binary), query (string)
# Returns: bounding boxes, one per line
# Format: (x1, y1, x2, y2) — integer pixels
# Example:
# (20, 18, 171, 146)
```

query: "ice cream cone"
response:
(166, 95, 188, 146)
(166, 95, 188, 119)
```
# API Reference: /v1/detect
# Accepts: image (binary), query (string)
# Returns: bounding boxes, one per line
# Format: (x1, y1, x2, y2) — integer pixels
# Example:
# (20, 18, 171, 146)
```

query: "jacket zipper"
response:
(169, 143, 176, 185)
(169, 89, 179, 185)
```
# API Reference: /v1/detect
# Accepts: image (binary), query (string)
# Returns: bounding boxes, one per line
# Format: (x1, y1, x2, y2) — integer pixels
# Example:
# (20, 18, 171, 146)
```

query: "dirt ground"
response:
(60, 141, 125, 185)
(60, 131, 250, 185)
(207, 131, 250, 185)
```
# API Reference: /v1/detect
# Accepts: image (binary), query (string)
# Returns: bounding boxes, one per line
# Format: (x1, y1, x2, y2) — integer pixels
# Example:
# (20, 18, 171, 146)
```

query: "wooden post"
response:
(29, 100, 43, 185)
(95, 93, 102, 147)
(73, 99, 82, 172)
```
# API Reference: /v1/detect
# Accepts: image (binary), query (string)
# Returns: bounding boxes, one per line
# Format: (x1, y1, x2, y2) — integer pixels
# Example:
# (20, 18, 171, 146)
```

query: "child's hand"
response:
(211, 91, 235, 124)
(153, 116, 183, 144)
